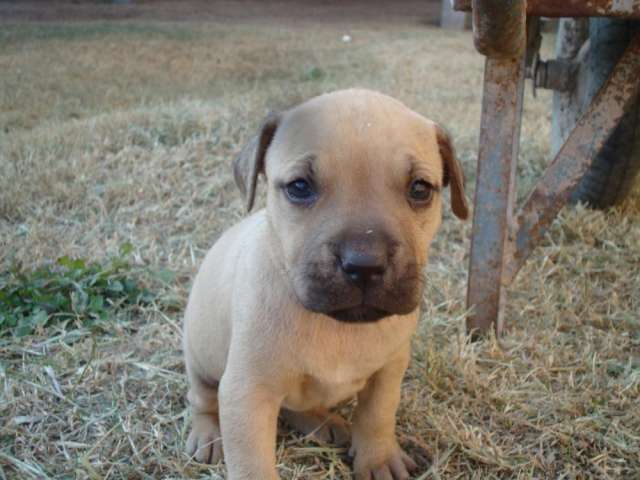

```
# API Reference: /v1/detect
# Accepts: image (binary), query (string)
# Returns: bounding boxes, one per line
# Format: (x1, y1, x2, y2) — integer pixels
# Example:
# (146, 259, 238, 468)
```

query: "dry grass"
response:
(1, 3, 639, 479)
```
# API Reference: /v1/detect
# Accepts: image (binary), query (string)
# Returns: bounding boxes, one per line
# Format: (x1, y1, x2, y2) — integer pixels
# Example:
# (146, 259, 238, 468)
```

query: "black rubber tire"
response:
(570, 19, 640, 208)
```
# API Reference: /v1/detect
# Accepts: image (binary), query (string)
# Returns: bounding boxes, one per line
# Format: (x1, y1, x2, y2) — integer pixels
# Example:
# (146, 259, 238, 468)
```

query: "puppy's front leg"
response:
(218, 369, 283, 480)
(351, 345, 417, 480)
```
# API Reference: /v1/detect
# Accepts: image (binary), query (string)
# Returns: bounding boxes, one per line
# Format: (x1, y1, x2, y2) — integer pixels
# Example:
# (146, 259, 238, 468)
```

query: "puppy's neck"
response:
(264, 208, 293, 284)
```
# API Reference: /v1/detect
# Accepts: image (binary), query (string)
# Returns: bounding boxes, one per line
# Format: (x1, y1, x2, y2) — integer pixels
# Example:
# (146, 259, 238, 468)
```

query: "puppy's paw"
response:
(281, 408, 351, 446)
(351, 441, 417, 480)
(186, 413, 223, 464)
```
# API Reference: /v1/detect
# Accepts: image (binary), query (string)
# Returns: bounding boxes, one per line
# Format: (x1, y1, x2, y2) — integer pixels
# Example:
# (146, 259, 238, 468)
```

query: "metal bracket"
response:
(531, 56, 576, 95)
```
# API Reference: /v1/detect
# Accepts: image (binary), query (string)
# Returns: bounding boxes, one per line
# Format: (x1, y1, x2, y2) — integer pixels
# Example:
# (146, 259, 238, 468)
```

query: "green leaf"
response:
(156, 268, 175, 285)
(31, 309, 49, 327)
(119, 242, 134, 256)
(88, 295, 105, 314)
(1, 250, 152, 337)
(57, 256, 86, 271)
(108, 280, 124, 292)
(15, 322, 34, 337)
(71, 288, 88, 314)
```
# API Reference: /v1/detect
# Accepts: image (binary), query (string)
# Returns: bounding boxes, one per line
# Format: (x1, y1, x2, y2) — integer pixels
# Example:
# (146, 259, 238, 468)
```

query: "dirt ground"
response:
(0, 0, 440, 26)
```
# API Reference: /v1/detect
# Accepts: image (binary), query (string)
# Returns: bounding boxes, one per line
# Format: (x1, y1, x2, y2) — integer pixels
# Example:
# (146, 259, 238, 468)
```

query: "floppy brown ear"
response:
(233, 113, 280, 212)
(435, 125, 470, 220)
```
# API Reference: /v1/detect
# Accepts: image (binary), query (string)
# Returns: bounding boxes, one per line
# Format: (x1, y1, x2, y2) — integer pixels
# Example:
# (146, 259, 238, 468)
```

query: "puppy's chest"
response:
(283, 367, 370, 411)
(282, 346, 390, 411)
(279, 316, 416, 411)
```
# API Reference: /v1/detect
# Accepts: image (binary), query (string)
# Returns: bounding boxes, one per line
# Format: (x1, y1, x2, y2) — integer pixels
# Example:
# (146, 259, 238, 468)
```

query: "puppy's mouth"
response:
(293, 256, 424, 323)
(326, 305, 392, 323)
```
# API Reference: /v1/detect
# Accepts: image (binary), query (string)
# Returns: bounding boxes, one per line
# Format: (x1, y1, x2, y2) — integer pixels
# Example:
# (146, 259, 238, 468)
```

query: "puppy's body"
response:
(183, 89, 469, 479)
(185, 210, 417, 412)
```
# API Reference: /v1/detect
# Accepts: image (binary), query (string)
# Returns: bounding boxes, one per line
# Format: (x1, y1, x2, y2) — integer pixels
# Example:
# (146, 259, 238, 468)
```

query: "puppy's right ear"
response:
(233, 113, 281, 212)
(435, 124, 470, 220)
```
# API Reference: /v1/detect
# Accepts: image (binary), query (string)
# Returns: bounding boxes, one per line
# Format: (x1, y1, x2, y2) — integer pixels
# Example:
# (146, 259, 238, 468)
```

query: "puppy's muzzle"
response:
(299, 229, 420, 323)
(338, 235, 388, 291)
(329, 235, 394, 322)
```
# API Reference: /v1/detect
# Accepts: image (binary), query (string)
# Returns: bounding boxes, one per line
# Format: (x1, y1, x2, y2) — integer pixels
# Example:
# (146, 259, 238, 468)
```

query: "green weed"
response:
(0, 243, 152, 337)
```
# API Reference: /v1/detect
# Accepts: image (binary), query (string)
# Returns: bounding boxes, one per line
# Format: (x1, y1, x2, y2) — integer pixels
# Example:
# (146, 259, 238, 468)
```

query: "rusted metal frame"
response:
(502, 33, 640, 284)
(454, 0, 640, 18)
(466, 54, 526, 336)
(471, 0, 527, 58)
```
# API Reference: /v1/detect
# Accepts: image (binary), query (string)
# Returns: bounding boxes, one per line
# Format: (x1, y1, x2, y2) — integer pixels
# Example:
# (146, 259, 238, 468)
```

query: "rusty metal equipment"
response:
(455, 0, 640, 18)
(456, 0, 640, 335)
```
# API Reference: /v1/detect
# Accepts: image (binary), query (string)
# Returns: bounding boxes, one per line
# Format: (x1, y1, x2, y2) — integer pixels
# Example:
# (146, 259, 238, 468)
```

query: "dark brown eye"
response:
(284, 178, 317, 205)
(408, 179, 434, 204)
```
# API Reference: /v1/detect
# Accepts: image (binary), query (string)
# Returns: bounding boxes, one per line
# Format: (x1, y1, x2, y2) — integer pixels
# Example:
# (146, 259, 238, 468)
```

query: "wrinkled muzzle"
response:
(291, 228, 424, 323)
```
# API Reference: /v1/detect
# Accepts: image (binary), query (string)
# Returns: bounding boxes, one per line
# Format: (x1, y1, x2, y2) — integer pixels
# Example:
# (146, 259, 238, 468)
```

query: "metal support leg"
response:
(466, 55, 526, 336)
(463, 1, 639, 337)
(504, 33, 640, 284)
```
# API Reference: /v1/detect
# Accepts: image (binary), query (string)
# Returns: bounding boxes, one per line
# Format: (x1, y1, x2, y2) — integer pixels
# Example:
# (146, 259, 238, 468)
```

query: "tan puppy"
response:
(183, 89, 469, 480)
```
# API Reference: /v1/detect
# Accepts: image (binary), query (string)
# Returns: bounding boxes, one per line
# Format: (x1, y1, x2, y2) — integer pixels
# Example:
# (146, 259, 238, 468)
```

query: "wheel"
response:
(552, 18, 640, 209)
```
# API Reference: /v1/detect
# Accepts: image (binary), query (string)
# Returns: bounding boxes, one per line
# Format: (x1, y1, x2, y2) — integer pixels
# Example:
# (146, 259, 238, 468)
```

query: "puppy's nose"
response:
(339, 241, 387, 288)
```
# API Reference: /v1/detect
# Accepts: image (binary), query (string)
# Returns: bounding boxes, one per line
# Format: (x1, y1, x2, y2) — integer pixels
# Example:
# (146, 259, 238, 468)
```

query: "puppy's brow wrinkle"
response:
(295, 153, 317, 171)
(305, 155, 317, 177)
(279, 154, 318, 183)
(408, 156, 441, 189)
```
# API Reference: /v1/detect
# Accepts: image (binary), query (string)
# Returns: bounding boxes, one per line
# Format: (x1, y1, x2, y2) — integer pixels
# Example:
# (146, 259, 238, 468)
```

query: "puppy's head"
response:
(234, 89, 469, 323)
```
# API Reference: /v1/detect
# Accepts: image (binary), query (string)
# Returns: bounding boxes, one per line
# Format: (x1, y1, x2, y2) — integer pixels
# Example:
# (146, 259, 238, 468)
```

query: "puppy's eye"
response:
(408, 179, 434, 205)
(284, 178, 317, 205)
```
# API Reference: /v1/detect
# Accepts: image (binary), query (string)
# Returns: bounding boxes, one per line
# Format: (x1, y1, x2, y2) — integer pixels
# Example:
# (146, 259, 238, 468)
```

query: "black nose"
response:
(339, 239, 388, 288)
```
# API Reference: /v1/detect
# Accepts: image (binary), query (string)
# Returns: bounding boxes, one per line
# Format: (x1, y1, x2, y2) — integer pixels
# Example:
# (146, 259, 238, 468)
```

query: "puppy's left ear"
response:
(233, 113, 281, 212)
(435, 125, 470, 220)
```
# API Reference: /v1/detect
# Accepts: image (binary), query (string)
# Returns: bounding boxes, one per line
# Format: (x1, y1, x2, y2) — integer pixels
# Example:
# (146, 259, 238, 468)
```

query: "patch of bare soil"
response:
(0, 0, 440, 26)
